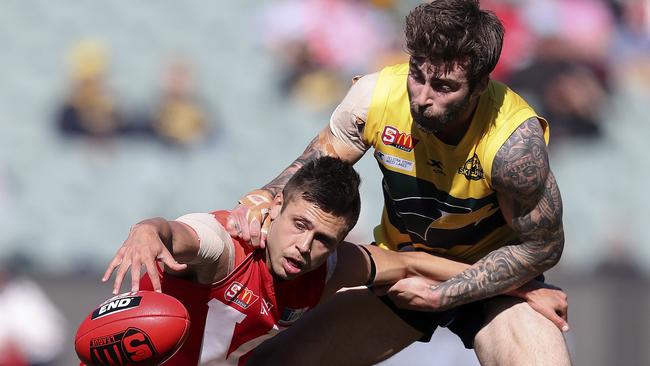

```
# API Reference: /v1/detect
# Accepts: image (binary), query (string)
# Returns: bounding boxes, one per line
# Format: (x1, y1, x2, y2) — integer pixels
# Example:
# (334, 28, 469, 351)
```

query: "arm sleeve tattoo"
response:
(261, 76, 373, 196)
(429, 118, 565, 311)
(262, 129, 338, 196)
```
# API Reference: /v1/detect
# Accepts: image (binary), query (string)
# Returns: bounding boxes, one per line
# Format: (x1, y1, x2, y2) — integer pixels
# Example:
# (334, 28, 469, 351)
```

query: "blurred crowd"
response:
(57, 40, 217, 148)
(260, 0, 650, 144)
(53, 0, 650, 148)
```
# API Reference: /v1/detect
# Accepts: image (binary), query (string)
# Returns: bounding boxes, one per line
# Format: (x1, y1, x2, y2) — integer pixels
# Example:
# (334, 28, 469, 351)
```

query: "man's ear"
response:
(270, 192, 283, 220)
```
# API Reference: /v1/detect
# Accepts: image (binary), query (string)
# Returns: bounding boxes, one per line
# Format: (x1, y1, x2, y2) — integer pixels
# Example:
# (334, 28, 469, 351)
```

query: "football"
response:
(75, 291, 190, 366)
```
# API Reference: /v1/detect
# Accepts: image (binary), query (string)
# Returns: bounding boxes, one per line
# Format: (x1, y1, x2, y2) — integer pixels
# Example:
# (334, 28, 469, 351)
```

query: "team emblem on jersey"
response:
(224, 282, 259, 309)
(90, 327, 157, 365)
(381, 126, 418, 152)
(458, 153, 484, 180)
(279, 307, 308, 326)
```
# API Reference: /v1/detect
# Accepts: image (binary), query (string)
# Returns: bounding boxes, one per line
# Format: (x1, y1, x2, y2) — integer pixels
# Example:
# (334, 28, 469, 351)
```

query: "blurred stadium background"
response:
(0, 0, 648, 365)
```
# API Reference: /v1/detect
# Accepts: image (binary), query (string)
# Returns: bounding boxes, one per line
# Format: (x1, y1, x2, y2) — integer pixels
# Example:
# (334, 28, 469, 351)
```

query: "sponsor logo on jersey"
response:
(89, 327, 157, 366)
(376, 151, 414, 172)
(427, 159, 445, 175)
(260, 298, 274, 316)
(458, 153, 484, 180)
(381, 126, 418, 152)
(92, 296, 142, 319)
(224, 282, 259, 310)
(279, 307, 308, 326)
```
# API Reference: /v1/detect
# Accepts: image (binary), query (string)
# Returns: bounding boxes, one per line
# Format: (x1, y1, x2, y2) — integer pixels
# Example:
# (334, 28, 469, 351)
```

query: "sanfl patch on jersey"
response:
(376, 151, 414, 172)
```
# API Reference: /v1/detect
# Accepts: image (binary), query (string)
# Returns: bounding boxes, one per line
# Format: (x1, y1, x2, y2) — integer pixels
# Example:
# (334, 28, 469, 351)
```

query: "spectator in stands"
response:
(259, 0, 399, 110)
(147, 57, 214, 147)
(507, 0, 614, 142)
(56, 40, 124, 140)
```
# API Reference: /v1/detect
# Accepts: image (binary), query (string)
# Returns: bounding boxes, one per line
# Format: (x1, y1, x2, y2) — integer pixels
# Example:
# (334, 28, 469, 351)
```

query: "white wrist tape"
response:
(175, 213, 233, 266)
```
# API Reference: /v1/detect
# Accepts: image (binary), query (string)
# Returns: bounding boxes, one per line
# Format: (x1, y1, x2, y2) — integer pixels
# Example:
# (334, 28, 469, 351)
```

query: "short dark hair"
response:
(282, 157, 361, 233)
(405, 0, 504, 86)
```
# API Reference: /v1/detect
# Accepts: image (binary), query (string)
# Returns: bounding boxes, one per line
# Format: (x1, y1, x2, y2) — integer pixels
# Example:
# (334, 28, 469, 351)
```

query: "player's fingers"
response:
(226, 205, 250, 238)
(551, 313, 569, 332)
(548, 310, 569, 332)
(557, 301, 568, 323)
(112, 258, 131, 295)
(237, 215, 252, 242)
(225, 213, 239, 236)
(144, 259, 162, 293)
(158, 251, 187, 272)
(249, 218, 262, 248)
(532, 302, 569, 332)
(259, 214, 272, 249)
(102, 255, 123, 282)
(562, 305, 569, 323)
(130, 260, 142, 293)
(102, 246, 128, 282)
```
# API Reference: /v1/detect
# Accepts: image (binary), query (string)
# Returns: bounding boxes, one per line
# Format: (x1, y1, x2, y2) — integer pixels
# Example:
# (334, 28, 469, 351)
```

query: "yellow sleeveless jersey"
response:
(364, 63, 548, 263)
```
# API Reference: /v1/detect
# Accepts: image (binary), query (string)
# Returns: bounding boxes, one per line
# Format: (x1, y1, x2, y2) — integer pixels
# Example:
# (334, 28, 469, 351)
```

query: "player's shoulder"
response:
(351, 72, 379, 92)
(338, 72, 379, 113)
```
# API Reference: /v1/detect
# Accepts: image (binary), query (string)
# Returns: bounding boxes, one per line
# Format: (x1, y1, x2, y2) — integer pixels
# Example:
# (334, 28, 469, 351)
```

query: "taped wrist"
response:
(175, 213, 231, 266)
(238, 189, 274, 207)
(359, 245, 376, 287)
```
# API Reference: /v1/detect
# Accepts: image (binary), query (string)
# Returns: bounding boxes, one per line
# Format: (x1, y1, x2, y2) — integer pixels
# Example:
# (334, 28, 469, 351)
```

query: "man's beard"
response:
(411, 95, 470, 135)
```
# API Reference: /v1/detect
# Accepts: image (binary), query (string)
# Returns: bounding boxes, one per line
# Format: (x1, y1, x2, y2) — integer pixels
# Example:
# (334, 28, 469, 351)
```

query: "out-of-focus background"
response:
(0, 0, 648, 365)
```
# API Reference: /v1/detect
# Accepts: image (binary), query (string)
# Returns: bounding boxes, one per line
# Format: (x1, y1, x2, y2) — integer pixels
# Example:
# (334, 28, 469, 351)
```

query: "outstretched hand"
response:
(102, 224, 186, 294)
(510, 281, 569, 332)
(226, 189, 273, 248)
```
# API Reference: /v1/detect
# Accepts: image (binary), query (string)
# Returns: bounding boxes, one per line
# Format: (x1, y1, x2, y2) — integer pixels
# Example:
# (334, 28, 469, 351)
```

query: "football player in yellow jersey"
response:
(233, 1, 571, 365)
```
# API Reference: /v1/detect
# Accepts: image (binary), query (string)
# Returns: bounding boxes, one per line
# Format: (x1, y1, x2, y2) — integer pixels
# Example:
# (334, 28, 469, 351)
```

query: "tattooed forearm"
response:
(262, 129, 338, 195)
(427, 118, 564, 310)
(431, 224, 563, 310)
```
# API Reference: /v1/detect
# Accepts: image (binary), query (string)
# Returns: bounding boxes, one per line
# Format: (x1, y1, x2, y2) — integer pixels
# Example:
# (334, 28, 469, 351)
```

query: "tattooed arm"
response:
(226, 74, 376, 245)
(389, 118, 564, 311)
(261, 128, 361, 195)
(262, 73, 377, 195)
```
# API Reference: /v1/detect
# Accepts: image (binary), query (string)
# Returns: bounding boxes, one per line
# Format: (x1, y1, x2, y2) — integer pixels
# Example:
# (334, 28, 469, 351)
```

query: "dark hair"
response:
(405, 0, 504, 86)
(282, 157, 361, 233)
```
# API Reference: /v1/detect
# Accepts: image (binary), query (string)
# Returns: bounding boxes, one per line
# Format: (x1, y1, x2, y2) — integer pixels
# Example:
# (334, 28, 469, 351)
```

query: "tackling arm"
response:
(226, 75, 375, 246)
(324, 241, 569, 330)
(399, 118, 564, 311)
(262, 75, 375, 196)
(324, 243, 469, 296)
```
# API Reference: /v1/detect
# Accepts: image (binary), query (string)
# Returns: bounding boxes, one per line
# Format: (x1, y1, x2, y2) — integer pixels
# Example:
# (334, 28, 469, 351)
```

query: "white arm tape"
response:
(174, 213, 233, 266)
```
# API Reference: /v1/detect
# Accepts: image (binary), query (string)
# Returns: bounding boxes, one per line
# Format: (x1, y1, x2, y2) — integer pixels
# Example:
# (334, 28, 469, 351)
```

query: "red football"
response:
(75, 291, 190, 366)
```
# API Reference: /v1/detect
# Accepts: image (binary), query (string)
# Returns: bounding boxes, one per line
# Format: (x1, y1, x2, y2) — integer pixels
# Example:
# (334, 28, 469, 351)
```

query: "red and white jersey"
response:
(140, 211, 329, 366)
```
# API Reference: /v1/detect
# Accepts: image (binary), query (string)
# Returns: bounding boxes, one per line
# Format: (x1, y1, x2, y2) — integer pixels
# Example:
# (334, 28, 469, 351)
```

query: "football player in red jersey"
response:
(102, 157, 562, 365)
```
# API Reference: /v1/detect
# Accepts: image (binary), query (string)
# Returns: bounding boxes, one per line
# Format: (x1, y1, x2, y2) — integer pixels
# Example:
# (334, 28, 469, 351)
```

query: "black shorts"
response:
(378, 295, 486, 348)
(378, 274, 547, 349)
